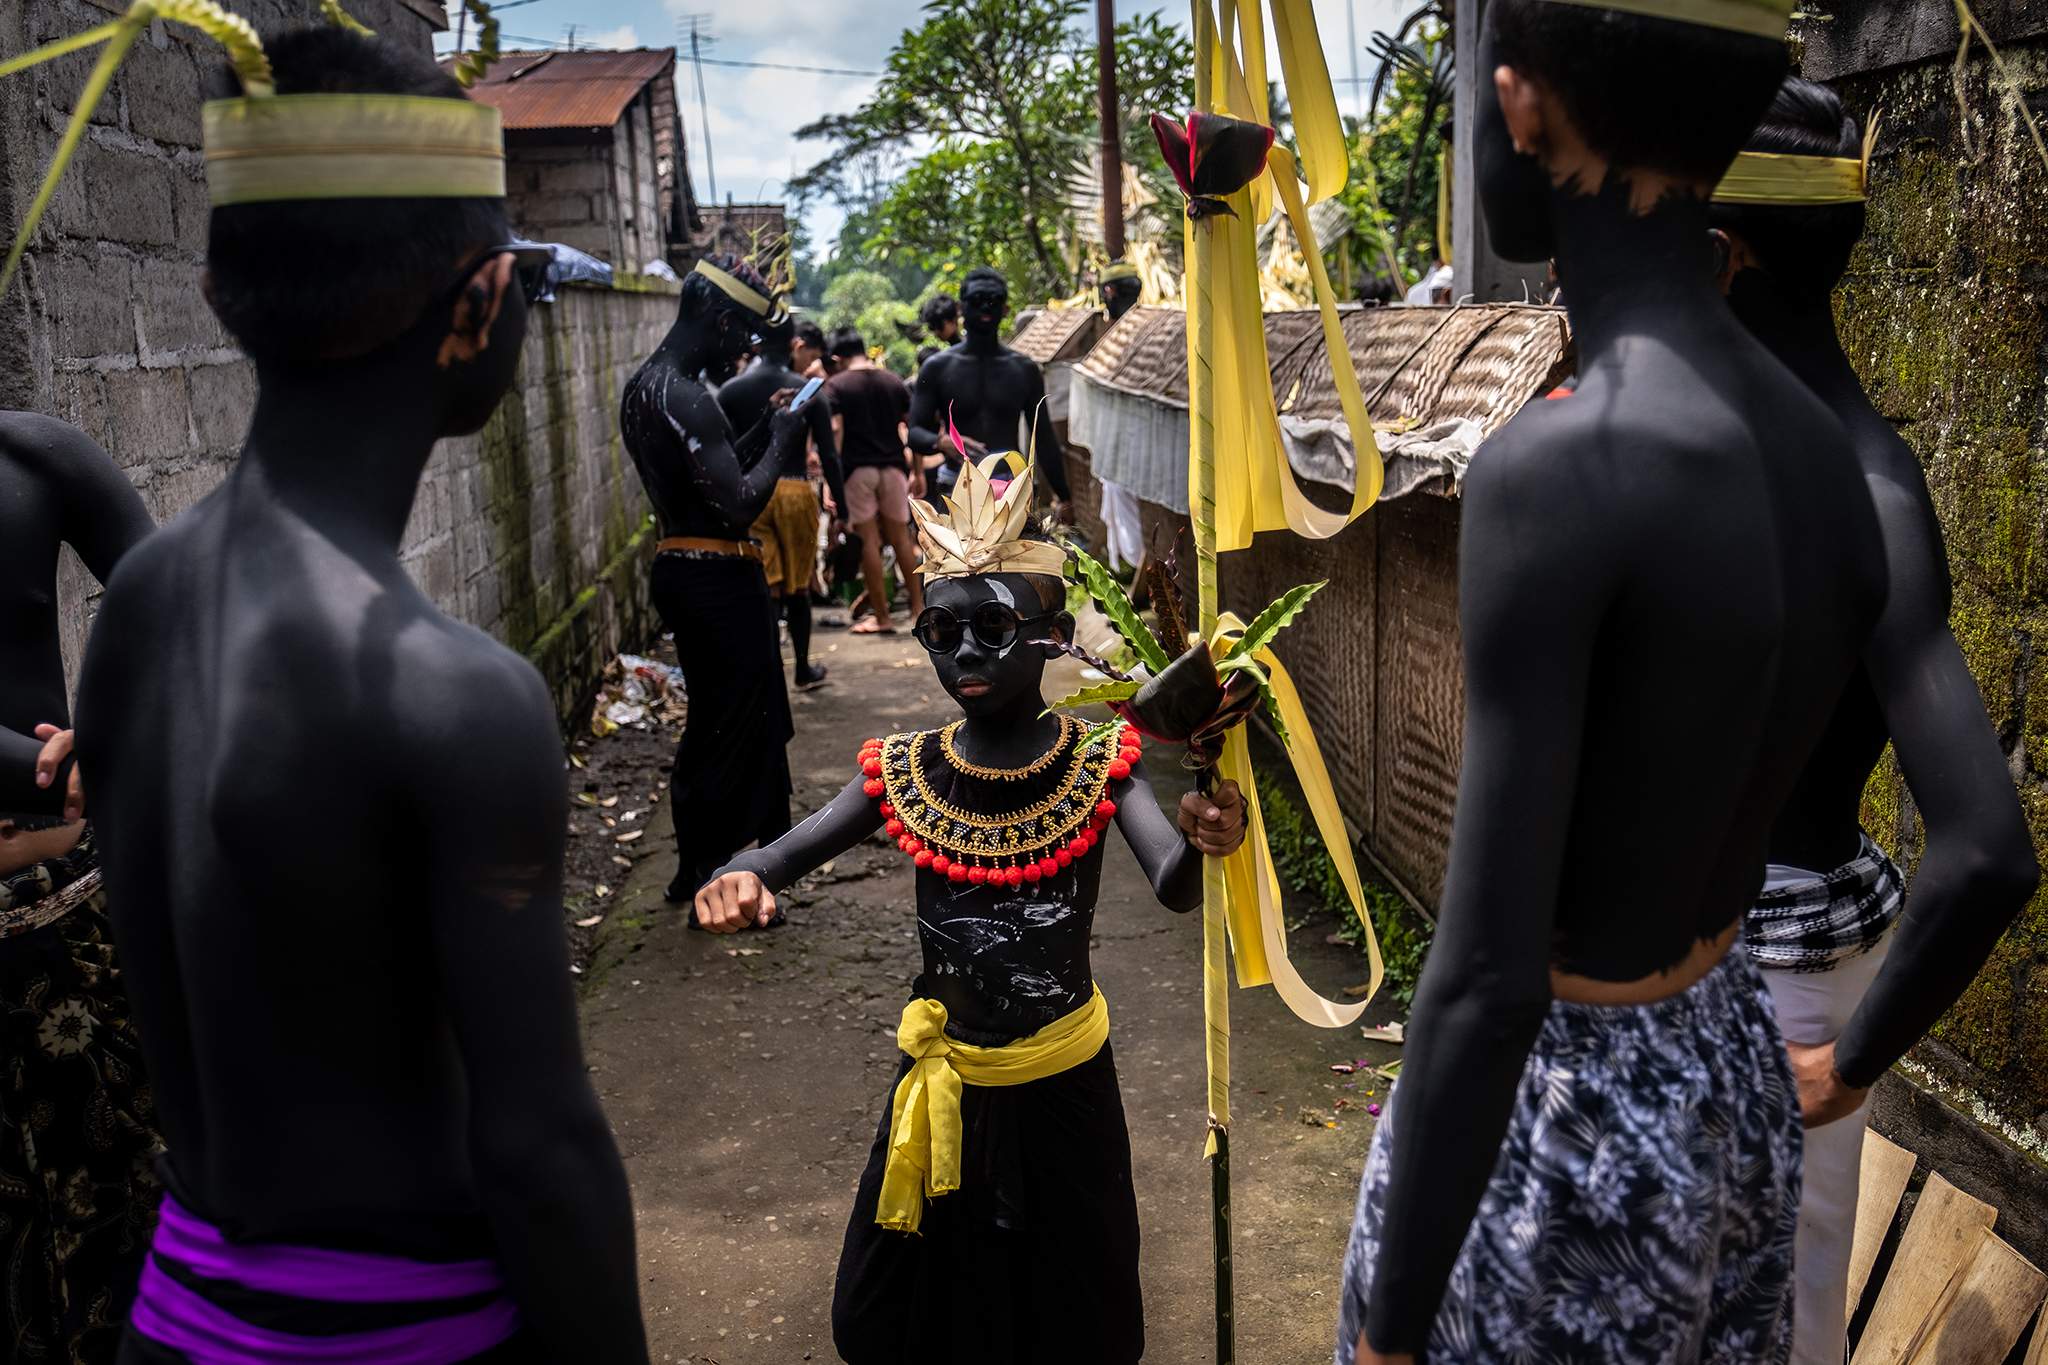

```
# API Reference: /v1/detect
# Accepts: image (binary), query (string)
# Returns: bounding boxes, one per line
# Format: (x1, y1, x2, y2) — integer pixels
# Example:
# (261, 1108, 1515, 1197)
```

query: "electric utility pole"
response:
(680, 14, 719, 204)
(1096, 0, 1125, 260)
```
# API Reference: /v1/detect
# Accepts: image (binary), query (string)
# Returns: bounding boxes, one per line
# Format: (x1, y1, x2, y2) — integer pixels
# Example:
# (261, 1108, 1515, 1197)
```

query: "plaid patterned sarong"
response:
(1746, 834, 1904, 973)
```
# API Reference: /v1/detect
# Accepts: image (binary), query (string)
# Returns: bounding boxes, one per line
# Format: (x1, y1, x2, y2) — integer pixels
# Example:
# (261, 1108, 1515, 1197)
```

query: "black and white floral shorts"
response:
(1335, 944, 1801, 1365)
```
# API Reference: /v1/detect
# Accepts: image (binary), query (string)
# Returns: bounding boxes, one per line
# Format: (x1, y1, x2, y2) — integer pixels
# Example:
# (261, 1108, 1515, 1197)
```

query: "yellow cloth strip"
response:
(1210, 615, 1382, 1019)
(1712, 151, 1866, 205)
(1537, 0, 1792, 39)
(877, 988, 1111, 1234)
(203, 95, 503, 205)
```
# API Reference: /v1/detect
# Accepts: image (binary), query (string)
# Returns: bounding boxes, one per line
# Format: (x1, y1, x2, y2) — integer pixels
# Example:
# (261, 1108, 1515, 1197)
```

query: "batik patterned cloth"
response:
(0, 830, 163, 1364)
(1746, 833, 1904, 973)
(1335, 944, 1801, 1365)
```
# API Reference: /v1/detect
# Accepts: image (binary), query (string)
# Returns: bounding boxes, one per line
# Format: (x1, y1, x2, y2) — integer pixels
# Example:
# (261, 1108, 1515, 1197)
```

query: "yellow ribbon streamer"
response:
(877, 988, 1111, 1233)
(1210, 615, 1382, 1020)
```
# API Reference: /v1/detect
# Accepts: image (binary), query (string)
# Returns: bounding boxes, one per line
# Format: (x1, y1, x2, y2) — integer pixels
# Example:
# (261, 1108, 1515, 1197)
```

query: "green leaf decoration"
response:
(449, 0, 502, 89)
(1067, 543, 1172, 675)
(1257, 681, 1292, 750)
(1224, 580, 1326, 662)
(320, 0, 376, 35)
(1046, 680, 1142, 712)
(1215, 654, 1270, 686)
(1078, 719, 1125, 754)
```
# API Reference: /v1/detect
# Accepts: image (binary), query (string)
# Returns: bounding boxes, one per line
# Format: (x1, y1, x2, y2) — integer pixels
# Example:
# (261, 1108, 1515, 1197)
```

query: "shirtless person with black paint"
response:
(1333, 3, 1893, 1361)
(73, 31, 646, 1361)
(620, 252, 809, 904)
(0, 412, 156, 1364)
(1711, 77, 2037, 1364)
(906, 267, 1072, 516)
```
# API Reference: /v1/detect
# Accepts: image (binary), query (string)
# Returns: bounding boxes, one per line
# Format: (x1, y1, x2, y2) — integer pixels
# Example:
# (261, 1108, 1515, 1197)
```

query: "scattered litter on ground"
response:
(1359, 1022, 1404, 1045)
(589, 653, 688, 737)
(617, 830, 644, 843)
(576, 914, 605, 928)
(1342, 983, 1371, 998)
(1329, 1063, 1355, 1075)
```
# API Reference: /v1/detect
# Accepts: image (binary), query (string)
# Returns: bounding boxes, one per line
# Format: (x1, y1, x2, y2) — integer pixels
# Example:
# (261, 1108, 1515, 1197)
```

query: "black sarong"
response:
(832, 1041, 1143, 1365)
(651, 552, 794, 897)
(0, 831, 162, 1364)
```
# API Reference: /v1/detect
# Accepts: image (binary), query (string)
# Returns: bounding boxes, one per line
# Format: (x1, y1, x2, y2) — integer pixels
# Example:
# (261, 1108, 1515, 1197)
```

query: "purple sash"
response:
(129, 1196, 520, 1363)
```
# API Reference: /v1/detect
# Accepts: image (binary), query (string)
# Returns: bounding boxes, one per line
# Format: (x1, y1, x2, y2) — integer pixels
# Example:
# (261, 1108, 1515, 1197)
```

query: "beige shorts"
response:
(750, 478, 821, 592)
(845, 465, 910, 527)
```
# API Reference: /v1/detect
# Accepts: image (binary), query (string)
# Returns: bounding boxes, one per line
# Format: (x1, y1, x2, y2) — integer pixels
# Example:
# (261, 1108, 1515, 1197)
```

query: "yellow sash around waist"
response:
(877, 986, 1111, 1234)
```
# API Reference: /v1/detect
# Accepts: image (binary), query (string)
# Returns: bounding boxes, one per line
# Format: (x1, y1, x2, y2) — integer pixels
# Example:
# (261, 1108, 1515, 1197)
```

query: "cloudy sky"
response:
(439, 0, 1415, 251)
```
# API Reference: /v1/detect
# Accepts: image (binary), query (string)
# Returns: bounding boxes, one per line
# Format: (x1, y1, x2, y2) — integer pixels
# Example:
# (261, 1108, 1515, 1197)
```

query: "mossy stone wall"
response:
(1830, 40, 2048, 1140)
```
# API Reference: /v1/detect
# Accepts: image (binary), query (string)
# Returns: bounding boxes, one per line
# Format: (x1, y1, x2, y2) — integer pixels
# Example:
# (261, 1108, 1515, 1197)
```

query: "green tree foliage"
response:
(820, 270, 899, 330)
(791, 0, 1191, 303)
(1336, 19, 1449, 292)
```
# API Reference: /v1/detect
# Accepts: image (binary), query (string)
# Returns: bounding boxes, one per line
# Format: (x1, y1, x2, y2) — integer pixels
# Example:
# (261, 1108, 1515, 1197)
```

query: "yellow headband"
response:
(1537, 0, 1792, 40)
(692, 259, 788, 326)
(1714, 112, 1880, 206)
(1100, 262, 1140, 285)
(203, 95, 504, 206)
(1712, 152, 1864, 204)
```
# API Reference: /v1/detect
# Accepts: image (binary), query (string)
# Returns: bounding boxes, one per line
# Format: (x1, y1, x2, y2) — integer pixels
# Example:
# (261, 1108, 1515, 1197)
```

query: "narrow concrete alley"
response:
(579, 627, 1397, 1364)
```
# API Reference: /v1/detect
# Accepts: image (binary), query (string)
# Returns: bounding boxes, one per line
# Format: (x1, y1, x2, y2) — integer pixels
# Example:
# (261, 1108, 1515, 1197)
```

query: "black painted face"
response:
(1102, 279, 1142, 320)
(442, 261, 530, 436)
(923, 574, 1069, 720)
(961, 283, 1007, 336)
(1475, 28, 1557, 264)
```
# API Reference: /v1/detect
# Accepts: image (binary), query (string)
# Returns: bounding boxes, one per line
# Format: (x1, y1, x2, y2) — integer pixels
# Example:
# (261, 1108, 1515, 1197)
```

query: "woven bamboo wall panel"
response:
(1374, 496, 1465, 905)
(1221, 517, 1380, 840)
(1063, 439, 1109, 556)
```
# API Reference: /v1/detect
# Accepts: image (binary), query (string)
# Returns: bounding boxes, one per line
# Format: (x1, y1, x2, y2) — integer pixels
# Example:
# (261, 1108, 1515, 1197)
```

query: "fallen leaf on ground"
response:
(594, 885, 611, 898)
(576, 914, 604, 927)
(600, 796, 620, 808)
(1342, 983, 1371, 997)
(616, 830, 644, 843)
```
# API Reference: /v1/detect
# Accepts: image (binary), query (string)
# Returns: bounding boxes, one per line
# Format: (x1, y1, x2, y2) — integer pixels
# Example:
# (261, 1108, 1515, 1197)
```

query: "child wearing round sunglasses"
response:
(696, 454, 1245, 1365)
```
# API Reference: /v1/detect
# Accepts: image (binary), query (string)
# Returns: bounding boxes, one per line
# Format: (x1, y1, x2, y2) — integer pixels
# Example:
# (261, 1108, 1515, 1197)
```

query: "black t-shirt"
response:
(826, 366, 912, 472)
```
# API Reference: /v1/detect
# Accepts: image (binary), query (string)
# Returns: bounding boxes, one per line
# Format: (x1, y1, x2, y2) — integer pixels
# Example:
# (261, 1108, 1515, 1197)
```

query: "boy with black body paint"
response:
(75, 31, 646, 1362)
(1711, 77, 2037, 1365)
(1335, 3, 1893, 1361)
(697, 456, 1245, 1364)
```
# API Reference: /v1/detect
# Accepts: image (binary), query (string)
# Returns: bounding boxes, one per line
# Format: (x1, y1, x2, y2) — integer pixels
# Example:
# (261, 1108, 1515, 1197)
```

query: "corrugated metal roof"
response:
(453, 48, 677, 132)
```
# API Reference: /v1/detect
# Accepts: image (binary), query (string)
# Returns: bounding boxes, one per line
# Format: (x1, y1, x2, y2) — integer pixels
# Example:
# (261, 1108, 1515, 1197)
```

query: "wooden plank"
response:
(1900, 1233, 2045, 1365)
(1849, 1128, 1921, 1322)
(1853, 1173, 1998, 1365)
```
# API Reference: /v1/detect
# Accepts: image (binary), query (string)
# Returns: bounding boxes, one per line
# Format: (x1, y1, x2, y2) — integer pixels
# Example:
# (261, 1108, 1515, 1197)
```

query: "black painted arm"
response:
(663, 376, 789, 529)
(1833, 474, 2038, 1088)
(1361, 440, 1603, 1355)
(906, 357, 944, 456)
(1110, 758, 1204, 912)
(48, 417, 154, 583)
(421, 659, 648, 1363)
(0, 727, 63, 817)
(720, 774, 886, 893)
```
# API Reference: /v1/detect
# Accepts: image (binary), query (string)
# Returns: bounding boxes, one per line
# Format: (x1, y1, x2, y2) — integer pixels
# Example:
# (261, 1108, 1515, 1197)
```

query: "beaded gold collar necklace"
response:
(856, 720, 1144, 886)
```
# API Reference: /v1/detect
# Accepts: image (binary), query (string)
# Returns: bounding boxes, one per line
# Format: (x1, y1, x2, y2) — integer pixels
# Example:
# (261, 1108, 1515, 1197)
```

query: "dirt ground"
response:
(575, 622, 1401, 1364)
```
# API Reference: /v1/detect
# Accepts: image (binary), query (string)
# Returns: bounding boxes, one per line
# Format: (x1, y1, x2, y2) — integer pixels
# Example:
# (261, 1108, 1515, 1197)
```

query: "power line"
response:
(680, 14, 718, 204)
(697, 56, 881, 78)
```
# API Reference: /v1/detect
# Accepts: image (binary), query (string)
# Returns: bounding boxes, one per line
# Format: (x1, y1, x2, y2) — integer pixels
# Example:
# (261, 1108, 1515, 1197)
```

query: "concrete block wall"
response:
(0, 0, 664, 719)
(504, 139, 619, 264)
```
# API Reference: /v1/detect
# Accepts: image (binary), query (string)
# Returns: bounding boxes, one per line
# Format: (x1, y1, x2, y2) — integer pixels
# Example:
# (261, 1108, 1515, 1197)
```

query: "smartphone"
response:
(789, 376, 826, 412)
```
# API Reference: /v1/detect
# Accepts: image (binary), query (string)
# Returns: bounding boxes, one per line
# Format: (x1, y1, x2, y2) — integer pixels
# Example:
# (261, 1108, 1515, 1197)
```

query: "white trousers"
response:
(1098, 478, 1144, 574)
(1758, 935, 1893, 1365)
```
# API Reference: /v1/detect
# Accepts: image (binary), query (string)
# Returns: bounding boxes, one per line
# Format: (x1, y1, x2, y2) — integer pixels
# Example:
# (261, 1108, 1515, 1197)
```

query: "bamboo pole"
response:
(1189, 3, 1234, 1361)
